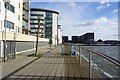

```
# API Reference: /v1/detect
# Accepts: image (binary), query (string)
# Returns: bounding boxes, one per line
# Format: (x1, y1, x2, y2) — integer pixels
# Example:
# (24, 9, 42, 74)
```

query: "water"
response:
(72, 45, 119, 78)
(83, 46, 119, 61)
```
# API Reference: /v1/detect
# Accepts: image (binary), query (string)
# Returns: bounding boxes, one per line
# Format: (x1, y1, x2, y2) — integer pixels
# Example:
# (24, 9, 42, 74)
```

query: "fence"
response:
(65, 43, 120, 79)
(1, 41, 49, 62)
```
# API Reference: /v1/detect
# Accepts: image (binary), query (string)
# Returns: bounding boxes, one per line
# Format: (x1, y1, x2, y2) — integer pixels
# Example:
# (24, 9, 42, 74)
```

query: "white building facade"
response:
(58, 25, 62, 44)
(0, 1, 49, 62)
(0, 0, 19, 58)
(0, 0, 19, 33)
(30, 8, 62, 45)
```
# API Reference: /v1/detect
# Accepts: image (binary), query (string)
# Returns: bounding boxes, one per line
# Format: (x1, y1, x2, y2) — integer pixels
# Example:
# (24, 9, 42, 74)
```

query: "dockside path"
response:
(1, 45, 90, 80)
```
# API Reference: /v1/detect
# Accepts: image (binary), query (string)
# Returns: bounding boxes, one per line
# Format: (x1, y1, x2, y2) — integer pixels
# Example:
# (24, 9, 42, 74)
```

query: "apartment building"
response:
(30, 8, 60, 45)
(0, 0, 30, 34)
(0, 0, 49, 62)
(0, 0, 19, 32)
(17, 0, 30, 34)
(0, 0, 19, 61)
(58, 25, 62, 44)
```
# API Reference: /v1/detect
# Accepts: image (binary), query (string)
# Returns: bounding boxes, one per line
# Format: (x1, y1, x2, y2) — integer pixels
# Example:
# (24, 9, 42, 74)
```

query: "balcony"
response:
(23, 2, 30, 11)
(31, 18, 44, 21)
(30, 20, 44, 24)
(45, 16, 52, 20)
(31, 27, 44, 29)
(23, 10, 29, 20)
(45, 24, 52, 27)
(22, 20, 29, 29)
(45, 20, 52, 23)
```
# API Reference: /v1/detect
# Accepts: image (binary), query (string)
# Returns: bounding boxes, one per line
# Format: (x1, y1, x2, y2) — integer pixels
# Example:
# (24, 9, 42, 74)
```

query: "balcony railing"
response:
(45, 24, 52, 27)
(23, 10, 29, 20)
(22, 20, 29, 29)
(23, 2, 30, 11)
(45, 20, 52, 23)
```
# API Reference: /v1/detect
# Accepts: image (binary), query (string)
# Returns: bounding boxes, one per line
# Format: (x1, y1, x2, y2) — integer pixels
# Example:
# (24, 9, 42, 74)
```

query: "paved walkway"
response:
(1, 45, 90, 80)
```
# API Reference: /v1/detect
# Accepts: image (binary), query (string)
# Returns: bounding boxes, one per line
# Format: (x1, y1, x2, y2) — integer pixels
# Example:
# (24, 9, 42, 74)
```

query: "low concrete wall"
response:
(0, 32, 2, 40)
(16, 41, 49, 54)
(0, 31, 49, 59)
(0, 31, 49, 42)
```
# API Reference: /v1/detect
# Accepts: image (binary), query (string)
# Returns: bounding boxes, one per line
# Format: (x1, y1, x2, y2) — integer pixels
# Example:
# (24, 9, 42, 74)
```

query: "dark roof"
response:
(31, 8, 59, 14)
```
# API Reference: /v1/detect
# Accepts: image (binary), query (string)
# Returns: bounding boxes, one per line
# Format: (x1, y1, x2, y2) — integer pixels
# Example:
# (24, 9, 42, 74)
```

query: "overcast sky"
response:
(30, 0, 118, 41)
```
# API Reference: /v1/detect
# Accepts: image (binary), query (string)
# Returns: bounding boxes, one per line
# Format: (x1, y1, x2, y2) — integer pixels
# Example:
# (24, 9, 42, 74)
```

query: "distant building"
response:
(72, 33, 94, 44)
(30, 8, 59, 45)
(83, 33, 94, 44)
(104, 40, 120, 45)
(72, 36, 78, 43)
(78, 35, 85, 43)
(62, 36, 68, 43)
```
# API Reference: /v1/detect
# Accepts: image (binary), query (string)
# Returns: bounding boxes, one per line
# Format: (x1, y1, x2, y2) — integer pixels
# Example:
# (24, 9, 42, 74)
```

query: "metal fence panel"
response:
(16, 42, 34, 52)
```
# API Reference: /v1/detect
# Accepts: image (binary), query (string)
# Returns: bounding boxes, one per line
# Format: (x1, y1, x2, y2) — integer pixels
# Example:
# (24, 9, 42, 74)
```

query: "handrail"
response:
(72, 45, 120, 67)
(81, 47, 120, 67)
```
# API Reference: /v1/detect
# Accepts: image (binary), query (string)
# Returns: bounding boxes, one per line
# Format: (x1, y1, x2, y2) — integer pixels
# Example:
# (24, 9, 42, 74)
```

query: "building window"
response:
(46, 12, 52, 16)
(18, 15, 20, 20)
(0, 2, 1, 12)
(19, 3, 20, 8)
(9, 4, 15, 13)
(5, 2, 15, 13)
(31, 14, 44, 17)
(4, 20, 14, 29)
(18, 27, 19, 33)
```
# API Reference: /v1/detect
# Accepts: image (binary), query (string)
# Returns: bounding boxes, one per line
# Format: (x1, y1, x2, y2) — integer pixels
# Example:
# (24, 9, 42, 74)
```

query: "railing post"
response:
(89, 51, 92, 79)
(75, 45, 77, 57)
(79, 47, 81, 64)
(61, 44, 64, 55)
(70, 44, 71, 56)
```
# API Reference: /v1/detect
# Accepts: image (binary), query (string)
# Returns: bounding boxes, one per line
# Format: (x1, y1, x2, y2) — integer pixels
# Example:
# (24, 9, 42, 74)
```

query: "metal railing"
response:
(71, 44, 120, 79)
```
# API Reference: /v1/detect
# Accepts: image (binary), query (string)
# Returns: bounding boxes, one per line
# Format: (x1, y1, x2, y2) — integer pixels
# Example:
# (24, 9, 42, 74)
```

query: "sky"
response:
(30, 0, 119, 41)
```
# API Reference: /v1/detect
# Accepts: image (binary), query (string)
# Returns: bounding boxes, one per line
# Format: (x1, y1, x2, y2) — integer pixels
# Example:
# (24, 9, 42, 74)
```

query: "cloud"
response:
(97, 0, 110, 10)
(78, 20, 94, 26)
(111, 34, 119, 36)
(97, 3, 110, 10)
(78, 17, 117, 27)
(67, 2, 77, 7)
(75, 17, 118, 40)
(100, 0, 110, 4)
(113, 9, 118, 13)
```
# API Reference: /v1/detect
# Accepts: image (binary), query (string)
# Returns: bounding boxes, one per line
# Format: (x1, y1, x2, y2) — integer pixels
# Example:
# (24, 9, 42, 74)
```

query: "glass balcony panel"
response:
(22, 20, 28, 29)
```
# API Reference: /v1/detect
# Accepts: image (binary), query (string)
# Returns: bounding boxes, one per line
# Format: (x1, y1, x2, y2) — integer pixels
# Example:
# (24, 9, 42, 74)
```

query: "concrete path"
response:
(1, 45, 90, 80)
(1, 46, 51, 79)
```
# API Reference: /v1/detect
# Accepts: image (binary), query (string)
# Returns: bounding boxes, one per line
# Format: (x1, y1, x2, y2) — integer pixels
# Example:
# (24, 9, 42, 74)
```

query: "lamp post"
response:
(3, 0, 10, 62)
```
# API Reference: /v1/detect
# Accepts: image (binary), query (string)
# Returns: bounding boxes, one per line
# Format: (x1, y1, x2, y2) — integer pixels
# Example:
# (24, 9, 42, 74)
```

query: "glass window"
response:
(5, 3, 15, 13)
(0, 2, 1, 12)
(19, 3, 20, 8)
(31, 14, 44, 17)
(46, 12, 52, 16)
(18, 15, 20, 20)
(9, 4, 15, 13)
(4, 20, 14, 29)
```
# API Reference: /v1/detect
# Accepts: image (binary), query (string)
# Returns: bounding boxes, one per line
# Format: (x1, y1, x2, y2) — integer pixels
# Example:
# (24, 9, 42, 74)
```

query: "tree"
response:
(97, 39, 102, 42)
(49, 38, 52, 49)
(35, 16, 40, 55)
